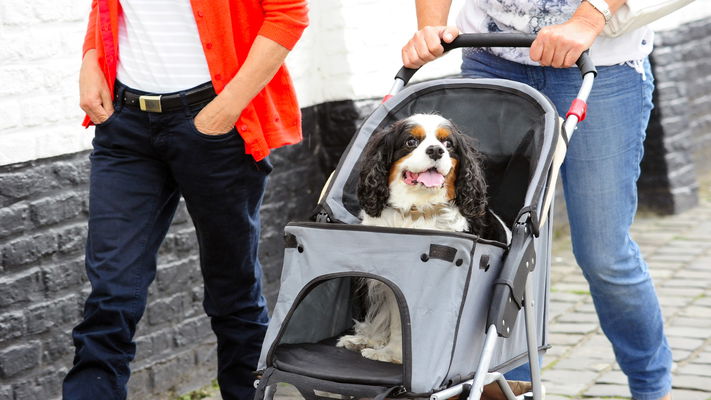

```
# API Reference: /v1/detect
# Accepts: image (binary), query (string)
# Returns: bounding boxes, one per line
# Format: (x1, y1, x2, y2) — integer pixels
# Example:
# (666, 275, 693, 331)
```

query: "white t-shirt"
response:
(456, 0, 654, 66)
(117, 0, 212, 93)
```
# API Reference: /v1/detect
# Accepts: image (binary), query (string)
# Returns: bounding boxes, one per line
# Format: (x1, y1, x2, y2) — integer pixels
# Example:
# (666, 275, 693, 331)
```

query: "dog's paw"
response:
(336, 334, 368, 351)
(360, 347, 403, 364)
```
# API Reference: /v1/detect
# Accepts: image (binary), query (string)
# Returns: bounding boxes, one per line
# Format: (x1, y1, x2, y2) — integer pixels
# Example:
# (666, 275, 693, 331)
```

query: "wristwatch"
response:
(584, 0, 612, 23)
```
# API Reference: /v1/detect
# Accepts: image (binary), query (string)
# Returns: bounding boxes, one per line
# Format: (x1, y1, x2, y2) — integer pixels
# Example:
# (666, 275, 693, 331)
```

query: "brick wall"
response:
(639, 16, 711, 213)
(652, 16, 711, 173)
(0, 153, 216, 399)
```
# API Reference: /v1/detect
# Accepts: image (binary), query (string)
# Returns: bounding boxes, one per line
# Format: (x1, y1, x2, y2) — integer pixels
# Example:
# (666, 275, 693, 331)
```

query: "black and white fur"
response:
(337, 113, 490, 364)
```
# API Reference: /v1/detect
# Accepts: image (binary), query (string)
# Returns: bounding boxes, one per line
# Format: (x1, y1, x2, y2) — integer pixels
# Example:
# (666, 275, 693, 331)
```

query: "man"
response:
(63, 1, 308, 399)
(402, 1, 672, 399)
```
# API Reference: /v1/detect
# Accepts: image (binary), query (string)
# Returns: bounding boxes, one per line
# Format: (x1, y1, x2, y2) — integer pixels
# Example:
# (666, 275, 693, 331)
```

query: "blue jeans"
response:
(462, 51, 672, 400)
(62, 82, 271, 400)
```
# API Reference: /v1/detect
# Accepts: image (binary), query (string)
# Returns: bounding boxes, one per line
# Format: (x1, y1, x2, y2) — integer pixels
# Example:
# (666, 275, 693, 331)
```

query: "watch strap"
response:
(584, 0, 612, 22)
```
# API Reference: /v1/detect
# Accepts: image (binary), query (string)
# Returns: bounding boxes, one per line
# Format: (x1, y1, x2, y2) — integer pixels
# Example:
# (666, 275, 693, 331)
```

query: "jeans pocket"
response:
(189, 118, 237, 140)
(94, 107, 122, 129)
(255, 156, 273, 175)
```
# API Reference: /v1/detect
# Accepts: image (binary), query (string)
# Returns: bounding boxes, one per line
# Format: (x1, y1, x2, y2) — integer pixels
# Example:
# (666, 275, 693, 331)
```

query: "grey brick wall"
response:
(0, 155, 89, 400)
(654, 17, 711, 174)
(639, 16, 711, 213)
(0, 153, 217, 399)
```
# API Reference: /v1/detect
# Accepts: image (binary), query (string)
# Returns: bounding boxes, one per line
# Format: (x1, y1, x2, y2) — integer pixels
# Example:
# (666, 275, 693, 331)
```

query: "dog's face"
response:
(387, 114, 459, 201)
(358, 114, 487, 225)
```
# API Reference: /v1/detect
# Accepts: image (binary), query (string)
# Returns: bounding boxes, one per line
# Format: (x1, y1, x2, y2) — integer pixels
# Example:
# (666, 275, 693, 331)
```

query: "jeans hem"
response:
(630, 384, 671, 400)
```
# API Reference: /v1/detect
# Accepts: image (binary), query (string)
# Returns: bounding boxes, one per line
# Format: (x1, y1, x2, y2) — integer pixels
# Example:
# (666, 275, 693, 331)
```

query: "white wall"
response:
(287, 0, 465, 108)
(0, 0, 709, 166)
(0, 0, 91, 166)
(649, 0, 711, 31)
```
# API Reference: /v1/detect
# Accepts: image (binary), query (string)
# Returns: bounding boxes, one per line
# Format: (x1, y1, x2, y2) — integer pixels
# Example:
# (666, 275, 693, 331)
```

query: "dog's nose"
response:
(426, 145, 445, 160)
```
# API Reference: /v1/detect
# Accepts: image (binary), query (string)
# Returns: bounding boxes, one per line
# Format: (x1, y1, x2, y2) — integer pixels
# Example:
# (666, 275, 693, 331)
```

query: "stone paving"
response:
(538, 183, 711, 400)
(196, 181, 711, 400)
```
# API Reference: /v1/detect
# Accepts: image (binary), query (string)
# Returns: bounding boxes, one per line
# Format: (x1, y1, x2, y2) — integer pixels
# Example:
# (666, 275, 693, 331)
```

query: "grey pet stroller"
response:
(254, 34, 598, 400)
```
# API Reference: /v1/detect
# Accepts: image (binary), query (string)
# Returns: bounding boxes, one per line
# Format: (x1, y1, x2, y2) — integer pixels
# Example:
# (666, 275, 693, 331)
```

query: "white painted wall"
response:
(649, 0, 711, 31)
(0, 0, 709, 166)
(0, 0, 90, 166)
(287, 0, 465, 108)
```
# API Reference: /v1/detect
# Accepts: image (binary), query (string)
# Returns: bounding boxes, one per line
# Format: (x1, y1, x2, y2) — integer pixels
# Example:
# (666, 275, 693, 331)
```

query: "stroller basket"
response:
(260, 222, 546, 396)
(255, 34, 597, 400)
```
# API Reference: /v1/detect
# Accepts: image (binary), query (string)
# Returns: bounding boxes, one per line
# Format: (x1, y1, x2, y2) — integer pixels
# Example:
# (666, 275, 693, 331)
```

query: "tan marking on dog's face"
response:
(436, 126, 453, 141)
(389, 154, 410, 185)
(445, 158, 458, 200)
(410, 125, 426, 140)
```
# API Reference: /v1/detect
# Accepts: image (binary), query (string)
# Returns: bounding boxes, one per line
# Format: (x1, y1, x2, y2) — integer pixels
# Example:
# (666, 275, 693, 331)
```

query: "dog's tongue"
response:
(416, 170, 445, 187)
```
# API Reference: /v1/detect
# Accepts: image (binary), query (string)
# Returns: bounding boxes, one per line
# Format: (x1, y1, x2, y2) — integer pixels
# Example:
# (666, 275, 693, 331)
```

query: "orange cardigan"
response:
(82, 0, 309, 161)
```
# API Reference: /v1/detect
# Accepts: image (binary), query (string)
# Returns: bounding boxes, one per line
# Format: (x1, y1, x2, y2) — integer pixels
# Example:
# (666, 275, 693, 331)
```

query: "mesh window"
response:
(329, 81, 555, 229)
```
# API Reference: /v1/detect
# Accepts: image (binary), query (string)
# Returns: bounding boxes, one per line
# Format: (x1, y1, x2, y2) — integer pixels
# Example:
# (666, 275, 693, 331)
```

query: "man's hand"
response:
(193, 92, 242, 135)
(530, 2, 606, 68)
(402, 25, 460, 69)
(79, 49, 114, 124)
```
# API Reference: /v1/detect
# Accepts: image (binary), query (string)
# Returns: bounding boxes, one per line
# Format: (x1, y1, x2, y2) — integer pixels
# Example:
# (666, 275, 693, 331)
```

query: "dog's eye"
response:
(443, 140, 454, 149)
(406, 138, 419, 147)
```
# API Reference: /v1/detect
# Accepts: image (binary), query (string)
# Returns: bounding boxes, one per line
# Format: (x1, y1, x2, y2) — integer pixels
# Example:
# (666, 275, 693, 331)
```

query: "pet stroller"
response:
(254, 34, 597, 400)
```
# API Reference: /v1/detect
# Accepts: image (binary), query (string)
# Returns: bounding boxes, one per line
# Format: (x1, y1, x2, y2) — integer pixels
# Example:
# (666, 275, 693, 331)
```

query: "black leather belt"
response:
(117, 82, 217, 113)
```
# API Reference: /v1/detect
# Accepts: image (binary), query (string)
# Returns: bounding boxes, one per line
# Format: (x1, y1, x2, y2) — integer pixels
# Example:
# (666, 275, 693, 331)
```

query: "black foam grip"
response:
(395, 67, 417, 83)
(442, 33, 535, 52)
(576, 50, 598, 78)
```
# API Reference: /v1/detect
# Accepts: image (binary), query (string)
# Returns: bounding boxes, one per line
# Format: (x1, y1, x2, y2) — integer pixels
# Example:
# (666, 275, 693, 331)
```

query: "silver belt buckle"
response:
(138, 95, 162, 113)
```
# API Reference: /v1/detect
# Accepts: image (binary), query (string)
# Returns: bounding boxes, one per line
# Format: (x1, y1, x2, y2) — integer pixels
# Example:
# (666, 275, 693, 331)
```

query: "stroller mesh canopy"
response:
(321, 79, 559, 230)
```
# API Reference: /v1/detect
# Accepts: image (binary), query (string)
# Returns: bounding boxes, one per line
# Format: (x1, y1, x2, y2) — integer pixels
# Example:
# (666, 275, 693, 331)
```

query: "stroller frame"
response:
(255, 34, 597, 400)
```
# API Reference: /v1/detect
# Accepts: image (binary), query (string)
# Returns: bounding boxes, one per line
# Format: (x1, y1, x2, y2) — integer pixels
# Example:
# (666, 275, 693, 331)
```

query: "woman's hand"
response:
(79, 49, 114, 124)
(193, 92, 242, 135)
(530, 1, 606, 68)
(402, 25, 460, 69)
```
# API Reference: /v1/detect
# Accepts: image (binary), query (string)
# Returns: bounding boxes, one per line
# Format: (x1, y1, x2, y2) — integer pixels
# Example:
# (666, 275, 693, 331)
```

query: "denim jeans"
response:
(462, 50, 672, 400)
(62, 82, 271, 400)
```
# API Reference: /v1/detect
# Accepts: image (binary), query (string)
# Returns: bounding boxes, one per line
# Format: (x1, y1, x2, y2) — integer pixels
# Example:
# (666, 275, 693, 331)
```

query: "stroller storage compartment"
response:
(258, 223, 549, 397)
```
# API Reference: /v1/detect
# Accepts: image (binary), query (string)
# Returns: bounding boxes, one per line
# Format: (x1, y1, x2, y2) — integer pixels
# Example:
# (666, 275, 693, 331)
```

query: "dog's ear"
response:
(357, 122, 400, 218)
(453, 131, 488, 234)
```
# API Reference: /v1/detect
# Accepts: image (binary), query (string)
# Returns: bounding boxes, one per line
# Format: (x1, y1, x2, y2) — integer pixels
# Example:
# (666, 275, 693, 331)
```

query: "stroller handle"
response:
(395, 33, 597, 85)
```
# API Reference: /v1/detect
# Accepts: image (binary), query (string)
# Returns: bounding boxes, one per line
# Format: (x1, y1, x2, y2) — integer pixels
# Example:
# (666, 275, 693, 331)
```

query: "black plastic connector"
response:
(486, 217, 537, 338)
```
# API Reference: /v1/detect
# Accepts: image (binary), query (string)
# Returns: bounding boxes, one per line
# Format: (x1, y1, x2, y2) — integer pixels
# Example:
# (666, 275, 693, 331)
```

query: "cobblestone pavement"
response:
(198, 182, 711, 400)
(539, 183, 711, 400)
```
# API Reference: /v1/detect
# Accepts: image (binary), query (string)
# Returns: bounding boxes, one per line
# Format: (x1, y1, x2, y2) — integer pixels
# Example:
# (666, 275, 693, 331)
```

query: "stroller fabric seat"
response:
(273, 340, 403, 386)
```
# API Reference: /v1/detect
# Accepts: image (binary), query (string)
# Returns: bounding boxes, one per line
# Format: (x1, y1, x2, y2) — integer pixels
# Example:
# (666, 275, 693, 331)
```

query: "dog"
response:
(336, 113, 490, 364)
